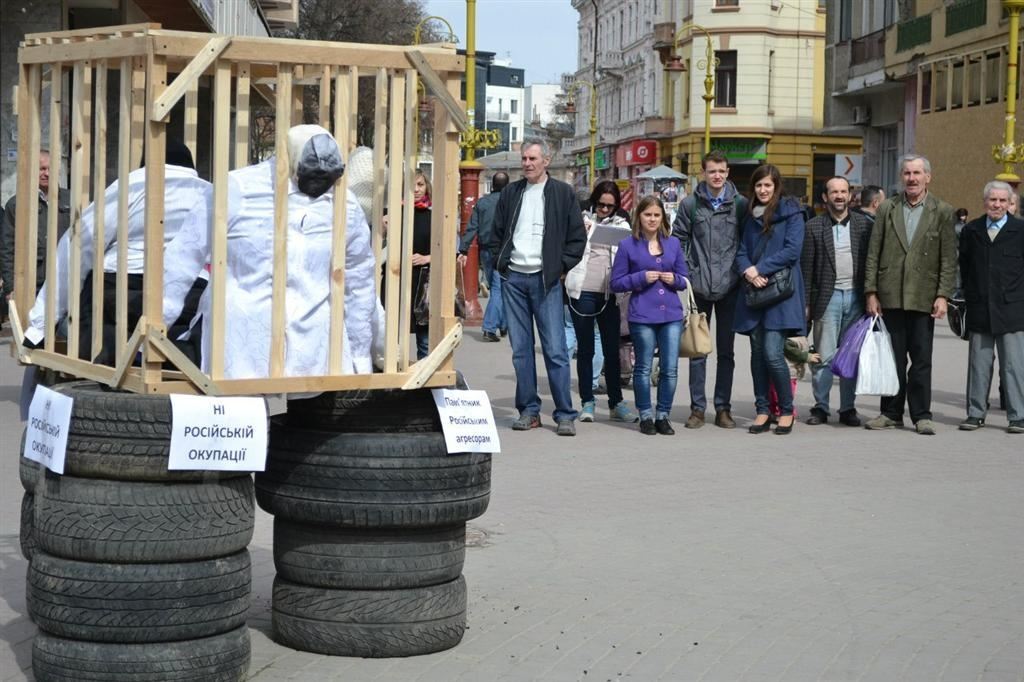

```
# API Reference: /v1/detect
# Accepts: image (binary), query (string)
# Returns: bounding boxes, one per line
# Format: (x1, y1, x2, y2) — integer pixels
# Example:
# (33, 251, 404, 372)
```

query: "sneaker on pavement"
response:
(685, 409, 705, 429)
(579, 401, 596, 422)
(805, 407, 829, 425)
(865, 414, 904, 430)
(958, 416, 985, 431)
(481, 330, 501, 342)
(915, 419, 937, 435)
(639, 418, 657, 435)
(556, 419, 576, 436)
(654, 418, 675, 435)
(1008, 420, 1024, 434)
(838, 409, 861, 427)
(511, 414, 541, 431)
(714, 410, 736, 429)
(611, 401, 639, 423)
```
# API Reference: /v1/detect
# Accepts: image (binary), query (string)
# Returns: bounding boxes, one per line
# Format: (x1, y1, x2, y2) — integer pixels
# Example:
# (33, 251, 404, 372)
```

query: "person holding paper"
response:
(161, 124, 376, 380)
(611, 195, 689, 436)
(565, 181, 638, 424)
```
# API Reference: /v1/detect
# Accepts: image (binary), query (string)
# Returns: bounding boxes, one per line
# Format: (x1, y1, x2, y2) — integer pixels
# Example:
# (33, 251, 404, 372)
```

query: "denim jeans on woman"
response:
(630, 320, 682, 420)
(750, 324, 792, 415)
(569, 292, 622, 408)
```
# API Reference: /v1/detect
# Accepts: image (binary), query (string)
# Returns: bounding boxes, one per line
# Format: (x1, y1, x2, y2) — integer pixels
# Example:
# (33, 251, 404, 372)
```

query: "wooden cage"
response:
(8, 24, 470, 396)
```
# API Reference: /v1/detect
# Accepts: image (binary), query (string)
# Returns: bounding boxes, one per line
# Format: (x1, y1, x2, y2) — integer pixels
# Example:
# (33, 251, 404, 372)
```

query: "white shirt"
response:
(162, 158, 376, 381)
(509, 178, 546, 274)
(26, 165, 211, 343)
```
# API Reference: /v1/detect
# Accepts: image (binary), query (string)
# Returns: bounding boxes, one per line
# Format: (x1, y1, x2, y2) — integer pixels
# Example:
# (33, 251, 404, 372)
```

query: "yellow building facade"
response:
(654, 0, 861, 202)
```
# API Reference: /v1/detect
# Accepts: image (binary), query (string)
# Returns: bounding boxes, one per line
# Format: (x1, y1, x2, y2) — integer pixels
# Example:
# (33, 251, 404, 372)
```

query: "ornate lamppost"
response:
(413, 16, 457, 165)
(993, 0, 1024, 184)
(564, 79, 598, 186)
(664, 23, 718, 157)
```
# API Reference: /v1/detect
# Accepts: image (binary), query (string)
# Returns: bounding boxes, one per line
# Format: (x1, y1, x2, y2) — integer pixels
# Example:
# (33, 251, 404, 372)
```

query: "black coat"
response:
(959, 214, 1024, 334)
(801, 210, 872, 322)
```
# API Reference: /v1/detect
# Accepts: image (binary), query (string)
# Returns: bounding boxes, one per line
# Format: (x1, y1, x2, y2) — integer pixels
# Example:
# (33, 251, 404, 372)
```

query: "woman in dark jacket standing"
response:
(410, 170, 433, 359)
(733, 164, 807, 435)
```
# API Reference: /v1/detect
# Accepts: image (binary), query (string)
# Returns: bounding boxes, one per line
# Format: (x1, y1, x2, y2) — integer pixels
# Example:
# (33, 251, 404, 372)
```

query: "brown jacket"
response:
(864, 192, 956, 314)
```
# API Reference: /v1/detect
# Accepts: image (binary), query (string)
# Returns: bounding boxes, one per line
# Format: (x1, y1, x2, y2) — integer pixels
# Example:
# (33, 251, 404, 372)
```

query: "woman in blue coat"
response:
(733, 164, 807, 435)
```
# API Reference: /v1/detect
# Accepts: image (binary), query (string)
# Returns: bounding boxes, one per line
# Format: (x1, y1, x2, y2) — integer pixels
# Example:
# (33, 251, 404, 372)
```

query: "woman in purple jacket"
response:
(611, 196, 689, 435)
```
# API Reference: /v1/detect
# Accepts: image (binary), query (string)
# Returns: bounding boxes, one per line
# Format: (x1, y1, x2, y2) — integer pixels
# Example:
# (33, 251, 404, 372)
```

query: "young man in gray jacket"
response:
(671, 150, 747, 429)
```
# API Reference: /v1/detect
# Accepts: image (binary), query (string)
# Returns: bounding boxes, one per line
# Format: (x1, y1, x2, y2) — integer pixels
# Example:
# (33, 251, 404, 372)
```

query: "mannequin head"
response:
(286, 124, 345, 198)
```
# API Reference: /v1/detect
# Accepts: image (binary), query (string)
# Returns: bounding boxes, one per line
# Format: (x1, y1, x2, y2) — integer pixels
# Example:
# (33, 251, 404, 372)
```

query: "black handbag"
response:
(743, 229, 795, 310)
(413, 265, 467, 328)
(947, 295, 968, 340)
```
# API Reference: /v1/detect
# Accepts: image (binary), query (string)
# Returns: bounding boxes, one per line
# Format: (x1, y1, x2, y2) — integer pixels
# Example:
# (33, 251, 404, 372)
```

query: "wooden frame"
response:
(10, 24, 464, 395)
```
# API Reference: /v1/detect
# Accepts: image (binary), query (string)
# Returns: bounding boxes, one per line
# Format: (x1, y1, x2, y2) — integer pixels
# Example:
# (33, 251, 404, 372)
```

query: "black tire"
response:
(255, 428, 491, 528)
(21, 492, 37, 560)
(273, 519, 465, 589)
(284, 387, 442, 433)
(28, 550, 250, 643)
(35, 474, 254, 563)
(271, 575, 467, 658)
(20, 454, 42, 494)
(32, 626, 250, 681)
(50, 381, 254, 482)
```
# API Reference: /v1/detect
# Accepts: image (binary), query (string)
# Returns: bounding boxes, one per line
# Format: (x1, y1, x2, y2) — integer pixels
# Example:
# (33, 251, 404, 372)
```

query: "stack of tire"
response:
(22, 381, 254, 682)
(255, 386, 492, 657)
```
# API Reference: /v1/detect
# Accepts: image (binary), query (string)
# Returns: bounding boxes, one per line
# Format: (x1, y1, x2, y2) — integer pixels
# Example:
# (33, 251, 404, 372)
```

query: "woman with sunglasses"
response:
(565, 181, 639, 423)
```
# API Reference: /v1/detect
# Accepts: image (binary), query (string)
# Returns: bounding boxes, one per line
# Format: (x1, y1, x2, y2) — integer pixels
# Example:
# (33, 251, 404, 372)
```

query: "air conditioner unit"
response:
(853, 105, 872, 125)
(770, 0, 781, 9)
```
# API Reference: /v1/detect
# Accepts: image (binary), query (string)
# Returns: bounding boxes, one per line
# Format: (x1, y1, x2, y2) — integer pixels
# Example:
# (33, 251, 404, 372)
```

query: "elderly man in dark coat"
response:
(957, 180, 1024, 434)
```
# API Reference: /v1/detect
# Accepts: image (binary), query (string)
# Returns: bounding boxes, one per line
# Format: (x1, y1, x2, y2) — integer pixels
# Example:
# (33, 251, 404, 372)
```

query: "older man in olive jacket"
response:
(863, 154, 956, 435)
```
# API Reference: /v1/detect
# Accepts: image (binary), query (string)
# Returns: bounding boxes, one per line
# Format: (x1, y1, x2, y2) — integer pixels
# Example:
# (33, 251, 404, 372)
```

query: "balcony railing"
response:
(946, 0, 986, 36)
(851, 29, 886, 66)
(896, 14, 931, 52)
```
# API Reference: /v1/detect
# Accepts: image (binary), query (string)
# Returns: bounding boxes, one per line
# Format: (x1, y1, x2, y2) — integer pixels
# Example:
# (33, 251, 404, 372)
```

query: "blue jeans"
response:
(503, 271, 577, 422)
(750, 324, 791, 416)
(810, 289, 862, 414)
(415, 327, 429, 360)
(630, 320, 682, 421)
(480, 250, 506, 334)
(689, 287, 738, 413)
(569, 292, 621, 407)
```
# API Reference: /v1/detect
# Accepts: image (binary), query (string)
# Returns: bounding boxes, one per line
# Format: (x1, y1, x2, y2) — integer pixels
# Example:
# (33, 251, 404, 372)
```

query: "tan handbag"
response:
(679, 278, 712, 358)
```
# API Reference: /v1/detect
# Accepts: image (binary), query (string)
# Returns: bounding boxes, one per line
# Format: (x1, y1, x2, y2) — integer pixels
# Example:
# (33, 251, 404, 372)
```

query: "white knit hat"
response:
(347, 146, 376, 224)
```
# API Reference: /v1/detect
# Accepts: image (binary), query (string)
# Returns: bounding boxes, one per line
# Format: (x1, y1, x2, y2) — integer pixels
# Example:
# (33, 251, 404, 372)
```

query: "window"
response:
(714, 50, 737, 108)
(715, 0, 739, 6)
(839, 0, 852, 41)
(511, 99, 518, 114)
(512, 127, 518, 140)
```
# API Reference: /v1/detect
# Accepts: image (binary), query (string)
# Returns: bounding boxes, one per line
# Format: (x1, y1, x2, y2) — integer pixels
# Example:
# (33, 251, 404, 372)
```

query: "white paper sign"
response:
(169, 395, 269, 471)
(588, 223, 632, 247)
(24, 385, 73, 474)
(432, 389, 501, 454)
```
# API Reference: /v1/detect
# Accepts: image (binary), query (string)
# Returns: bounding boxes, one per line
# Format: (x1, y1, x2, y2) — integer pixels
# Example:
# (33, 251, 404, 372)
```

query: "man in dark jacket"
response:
(671, 150, 747, 429)
(488, 139, 586, 435)
(801, 176, 872, 426)
(957, 180, 1024, 434)
(459, 171, 509, 341)
(0, 151, 70, 310)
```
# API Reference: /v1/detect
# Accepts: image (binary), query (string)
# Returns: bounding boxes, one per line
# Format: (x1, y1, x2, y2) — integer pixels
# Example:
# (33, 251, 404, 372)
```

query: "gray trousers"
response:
(966, 330, 1024, 422)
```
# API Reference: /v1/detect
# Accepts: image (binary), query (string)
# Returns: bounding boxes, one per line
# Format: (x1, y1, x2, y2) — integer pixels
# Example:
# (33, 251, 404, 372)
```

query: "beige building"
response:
(654, 0, 860, 202)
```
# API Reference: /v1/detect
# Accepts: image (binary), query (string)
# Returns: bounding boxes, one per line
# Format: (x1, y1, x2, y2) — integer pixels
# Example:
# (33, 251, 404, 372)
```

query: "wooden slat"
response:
(24, 23, 160, 42)
(91, 60, 108, 361)
(111, 317, 145, 388)
(19, 37, 151, 65)
(372, 68, 387, 296)
(210, 370, 459, 396)
(402, 323, 462, 389)
(327, 68, 352, 374)
(150, 36, 230, 121)
(147, 327, 220, 395)
(24, 348, 120, 386)
(66, 61, 88, 357)
(404, 50, 469, 133)
(44, 63, 62, 353)
(291, 64, 304, 124)
(13, 63, 41, 332)
(396, 71, 414, 369)
(116, 58, 133, 352)
(270, 64, 292, 378)
(382, 71, 402, 373)
(130, 56, 146, 171)
(210, 59, 231, 380)
(234, 62, 250, 168)
(184, 78, 198, 156)
(319, 64, 332, 129)
(141, 53, 168, 386)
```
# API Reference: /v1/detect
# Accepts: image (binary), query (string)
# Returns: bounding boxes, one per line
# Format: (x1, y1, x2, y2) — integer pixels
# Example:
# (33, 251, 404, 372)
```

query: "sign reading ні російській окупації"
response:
(169, 394, 268, 471)
(24, 385, 73, 474)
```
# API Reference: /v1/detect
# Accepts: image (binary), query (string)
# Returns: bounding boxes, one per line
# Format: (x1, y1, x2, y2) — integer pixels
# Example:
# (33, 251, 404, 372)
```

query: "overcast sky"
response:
(423, 0, 579, 85)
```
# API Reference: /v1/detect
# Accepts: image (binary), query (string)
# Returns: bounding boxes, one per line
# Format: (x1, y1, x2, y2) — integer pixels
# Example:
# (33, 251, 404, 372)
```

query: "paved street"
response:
(1, 322, 1023, 681)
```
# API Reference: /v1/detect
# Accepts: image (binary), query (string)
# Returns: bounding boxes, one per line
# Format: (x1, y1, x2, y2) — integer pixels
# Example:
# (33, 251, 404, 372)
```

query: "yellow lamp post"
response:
(993, 0, 1024, 183)
(664, 23, 718, 156)
(564, 79, 598, 185)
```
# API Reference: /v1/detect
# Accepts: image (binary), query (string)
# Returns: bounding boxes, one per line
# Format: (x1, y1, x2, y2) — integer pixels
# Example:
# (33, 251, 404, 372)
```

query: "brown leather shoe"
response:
(714, 410, 736, 429)
(684, 410, 705, 429)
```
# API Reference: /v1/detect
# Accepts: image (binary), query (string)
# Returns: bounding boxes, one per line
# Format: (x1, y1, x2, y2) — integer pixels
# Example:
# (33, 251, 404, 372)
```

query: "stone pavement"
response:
(1, 324, 1023, 681)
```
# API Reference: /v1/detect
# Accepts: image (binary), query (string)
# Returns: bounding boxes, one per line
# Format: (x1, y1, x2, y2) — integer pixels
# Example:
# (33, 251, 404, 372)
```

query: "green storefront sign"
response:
(711, 138, 767, 162)
(575, 147, 610, 170)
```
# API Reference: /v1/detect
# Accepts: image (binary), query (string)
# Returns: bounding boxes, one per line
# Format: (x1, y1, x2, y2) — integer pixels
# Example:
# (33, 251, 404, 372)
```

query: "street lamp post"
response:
(664, 23, 717, 157)
(993, 0, 1024, 184)
(565, 79, 598, 186)
(413, 16, 457, 164)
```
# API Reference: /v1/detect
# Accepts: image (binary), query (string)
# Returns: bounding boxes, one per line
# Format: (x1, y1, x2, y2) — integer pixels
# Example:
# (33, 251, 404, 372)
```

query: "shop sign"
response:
(615, 140, 658, 167)
(711, 138, 767, 162)
(574, 148, 610, 170)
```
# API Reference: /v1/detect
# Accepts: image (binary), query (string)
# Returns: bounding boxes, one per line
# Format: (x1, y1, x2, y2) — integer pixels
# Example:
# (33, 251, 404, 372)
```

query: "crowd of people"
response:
(469, 142, 1024, 437)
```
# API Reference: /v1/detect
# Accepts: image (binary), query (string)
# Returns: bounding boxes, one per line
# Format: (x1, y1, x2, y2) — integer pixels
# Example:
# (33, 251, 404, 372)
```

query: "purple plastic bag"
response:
(830, 314, 874, 380)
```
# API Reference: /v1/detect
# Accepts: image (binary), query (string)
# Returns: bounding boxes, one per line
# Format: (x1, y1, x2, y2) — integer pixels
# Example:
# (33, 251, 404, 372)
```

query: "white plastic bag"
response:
(855, 315, 899, 396)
